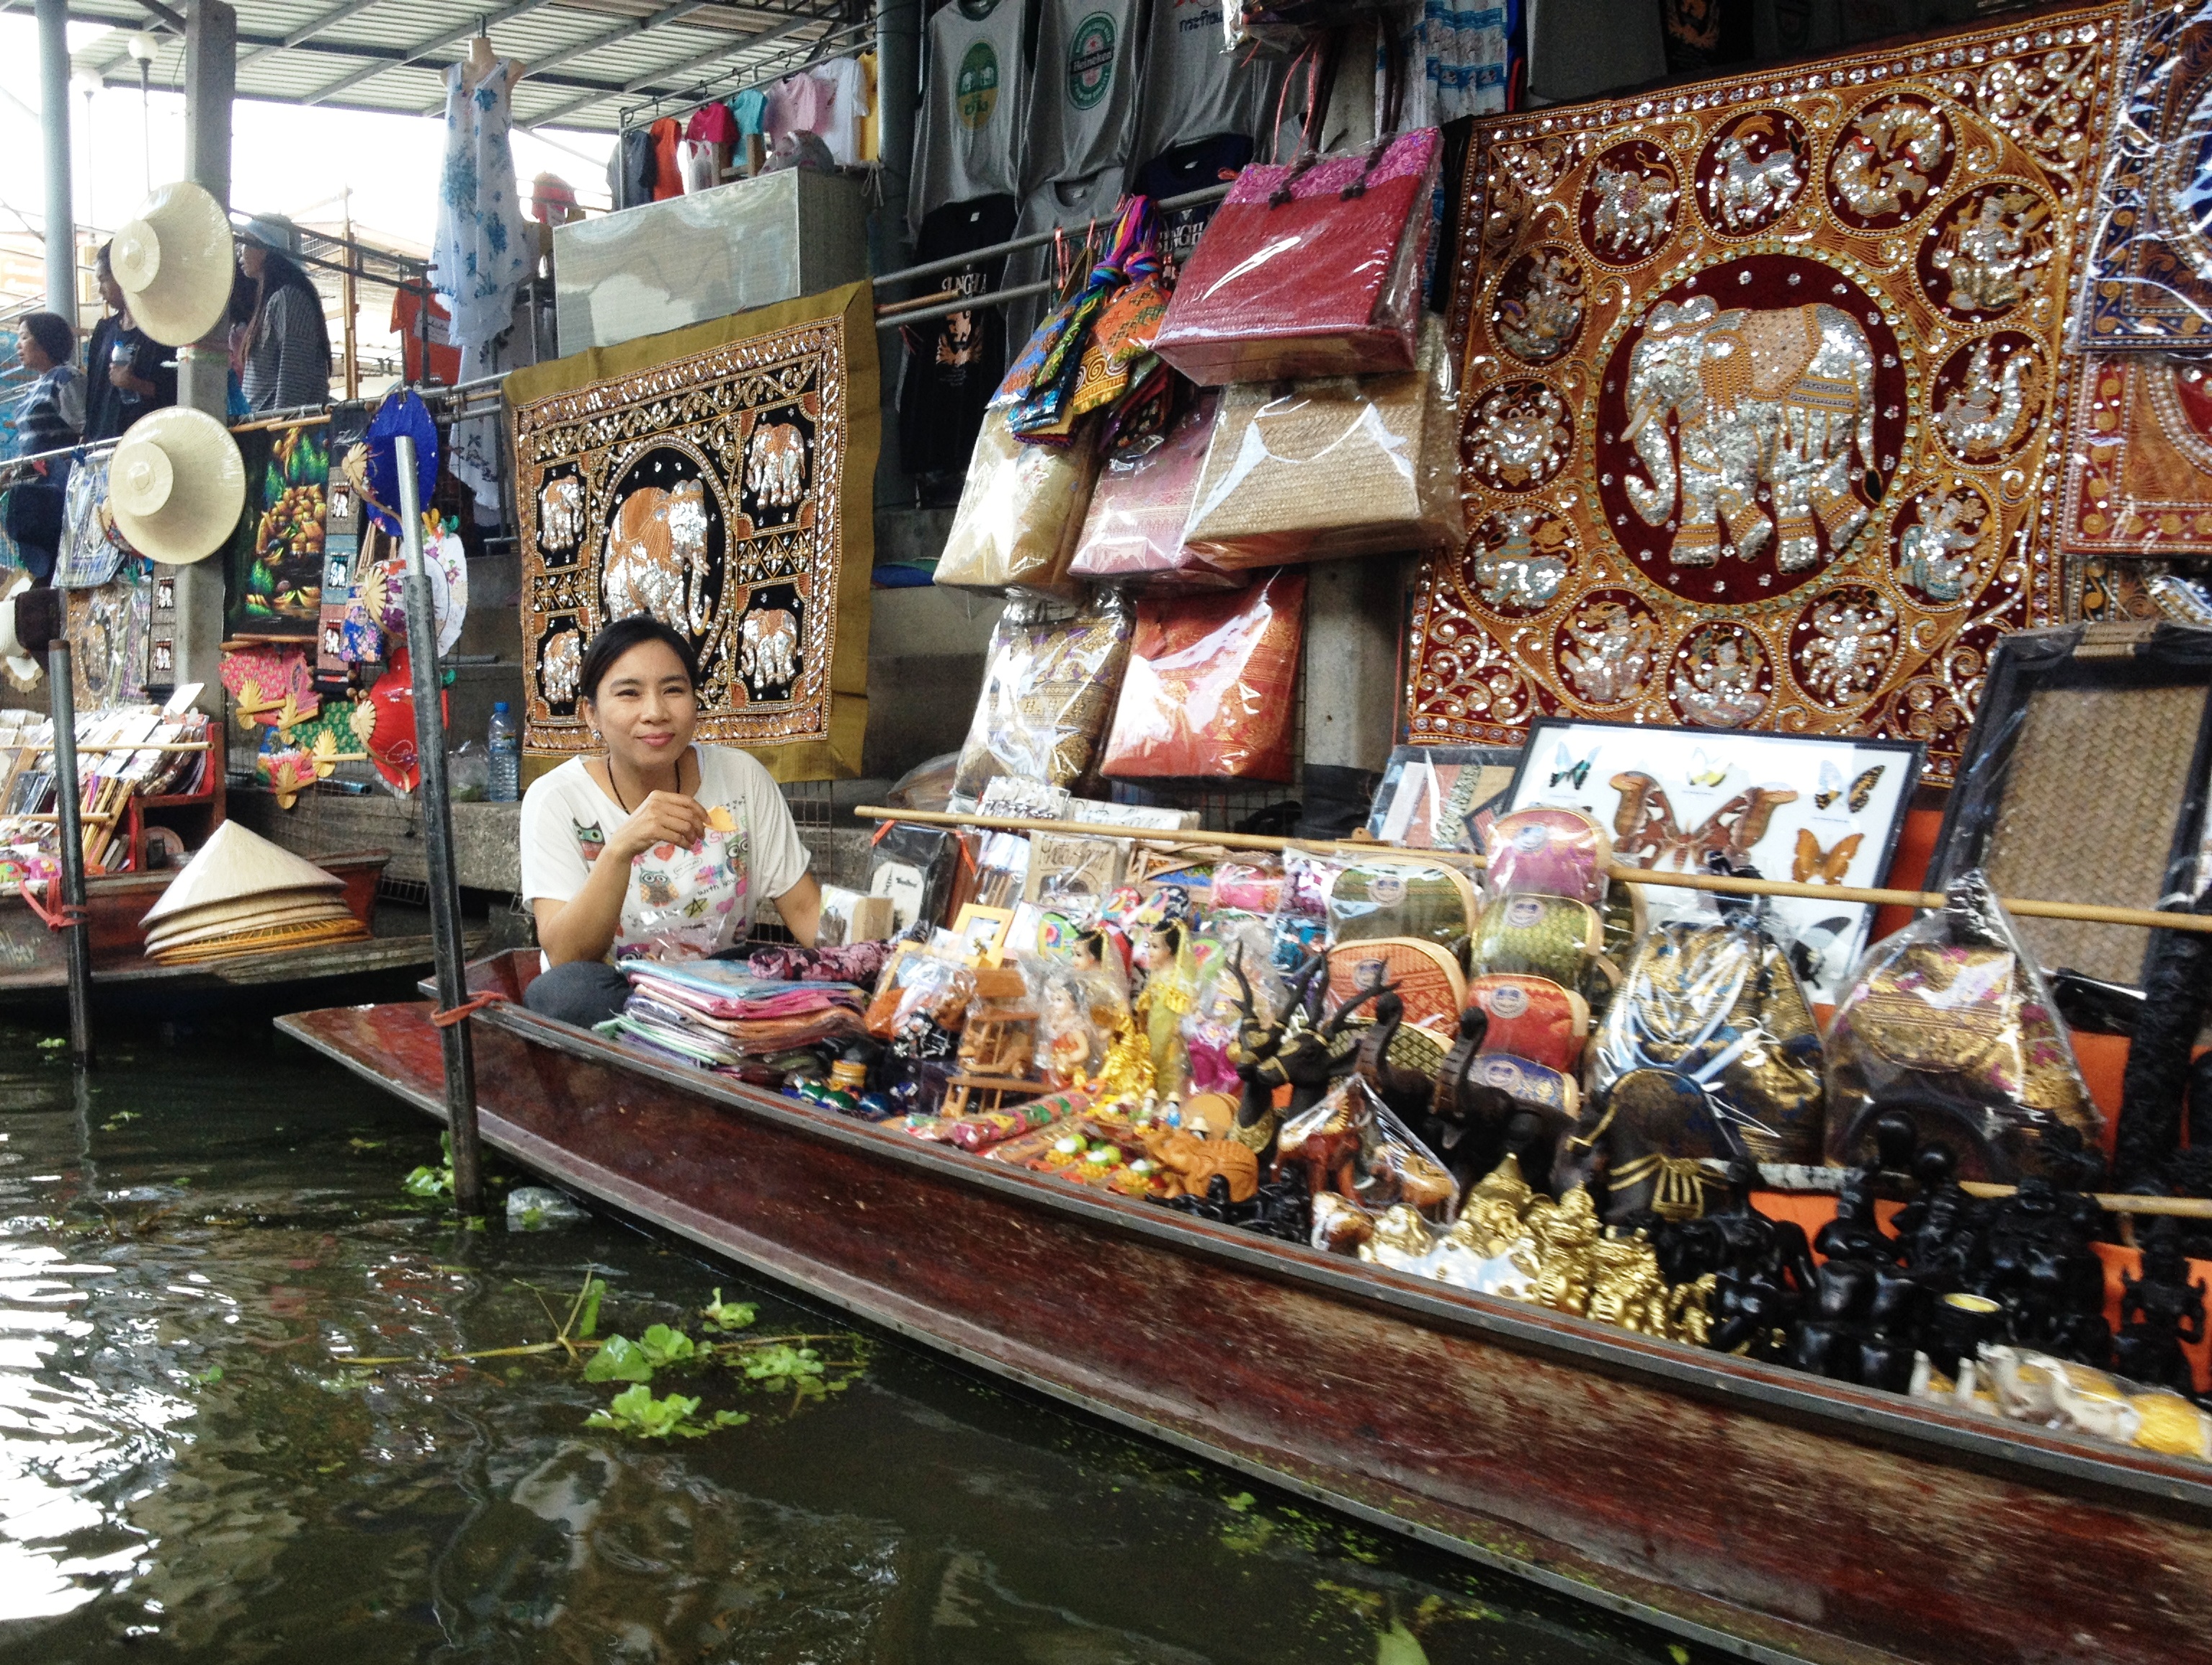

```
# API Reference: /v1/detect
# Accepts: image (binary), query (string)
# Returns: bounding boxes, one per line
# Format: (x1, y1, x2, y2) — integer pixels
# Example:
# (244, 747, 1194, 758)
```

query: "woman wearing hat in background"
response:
(520, 615, 823, 1027)
(235, 216, 333, 414)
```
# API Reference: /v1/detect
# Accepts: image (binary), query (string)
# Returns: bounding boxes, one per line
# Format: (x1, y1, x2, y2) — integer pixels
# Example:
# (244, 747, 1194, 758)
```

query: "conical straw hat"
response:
(146, 900, 356, 953)
(142, 885, 355, 938)
(140, 821, 345, 930)
(111, 181, 235, 348)
(108, 407, 246, 566)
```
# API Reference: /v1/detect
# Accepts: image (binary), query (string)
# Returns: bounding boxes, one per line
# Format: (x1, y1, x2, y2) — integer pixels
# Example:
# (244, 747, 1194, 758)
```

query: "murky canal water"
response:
(0, 1014, 1711, 1664)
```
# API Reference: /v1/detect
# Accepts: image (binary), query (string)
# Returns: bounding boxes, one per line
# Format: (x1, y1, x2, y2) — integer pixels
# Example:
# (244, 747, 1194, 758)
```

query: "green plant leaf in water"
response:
(402, 1133, 456, 1199)
(576, 1276, 605, 1339)
(739, 1342, 829, 1397)
(582, 1334, 655, 1384)
(699, 1288, 757, 1333)
(1376, 1620, 1428, 1665)
(637, 1323, 695, 1367)
(585, 1383, 726, 1439)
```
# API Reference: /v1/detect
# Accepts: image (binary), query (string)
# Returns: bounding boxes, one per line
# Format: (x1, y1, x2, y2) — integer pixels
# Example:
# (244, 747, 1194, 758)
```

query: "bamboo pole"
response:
(1958, 1182, 2212, 1220)
(852, 807, 2212, 936)
(61, 742, 214, 755)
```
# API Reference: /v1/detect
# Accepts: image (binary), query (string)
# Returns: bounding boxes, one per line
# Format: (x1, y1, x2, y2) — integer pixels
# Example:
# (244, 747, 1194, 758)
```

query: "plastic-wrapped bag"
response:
(1152, 131, 1441, 386)
(1469, 891, 1601, 986)
(1578, 906, 1825, 1220)
(933, 409, 1101, 595)
(1068, 391, 1244, 589)
(1101, 573, 1305, 782)
(1181, 316, 1461, 566)
(951, 593, 1134, 800)
(1327, 855, 1479, 950)
(865, 950, 975, 1044)
(1824, 873, 2101, 1182)
(1464, 973, 1589, 1073)
(868, 820, 960, 936)
(1484, 807, 1610, 907)
(1325, 938, 1465, 1034)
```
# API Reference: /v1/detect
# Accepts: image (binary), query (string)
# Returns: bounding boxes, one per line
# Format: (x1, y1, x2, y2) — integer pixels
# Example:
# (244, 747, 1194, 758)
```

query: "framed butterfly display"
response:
(1503, 717, 1922, 1001)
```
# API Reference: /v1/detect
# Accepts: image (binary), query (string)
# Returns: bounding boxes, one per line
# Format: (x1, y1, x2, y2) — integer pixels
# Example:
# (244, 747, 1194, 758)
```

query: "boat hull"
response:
(278, 977, 2212, 1665)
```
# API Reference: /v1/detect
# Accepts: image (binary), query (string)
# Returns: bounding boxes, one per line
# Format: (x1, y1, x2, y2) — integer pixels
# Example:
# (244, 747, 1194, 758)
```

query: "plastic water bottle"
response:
(487, 702, 520, 803)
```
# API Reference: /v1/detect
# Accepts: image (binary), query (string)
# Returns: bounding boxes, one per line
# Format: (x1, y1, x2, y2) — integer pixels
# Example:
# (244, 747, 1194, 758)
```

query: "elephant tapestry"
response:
(1409, 9, 2124, 782)
(507, 282, 878, 782)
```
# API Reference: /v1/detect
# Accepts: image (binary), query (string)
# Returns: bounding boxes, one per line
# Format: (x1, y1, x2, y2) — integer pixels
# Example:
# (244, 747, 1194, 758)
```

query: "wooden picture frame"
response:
(1930, 622, 2212, 988)
(951, 903, 1017, 966)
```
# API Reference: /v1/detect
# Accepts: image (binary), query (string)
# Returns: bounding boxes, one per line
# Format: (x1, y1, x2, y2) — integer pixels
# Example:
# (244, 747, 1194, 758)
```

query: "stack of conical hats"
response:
(139, 822, 369, 964)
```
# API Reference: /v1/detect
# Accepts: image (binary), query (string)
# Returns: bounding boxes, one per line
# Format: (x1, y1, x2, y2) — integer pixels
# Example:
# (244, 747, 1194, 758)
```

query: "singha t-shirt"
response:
(908, 0, 1030, 233)
(519, 745, 811, 961)
(898, 193, 1021, 479)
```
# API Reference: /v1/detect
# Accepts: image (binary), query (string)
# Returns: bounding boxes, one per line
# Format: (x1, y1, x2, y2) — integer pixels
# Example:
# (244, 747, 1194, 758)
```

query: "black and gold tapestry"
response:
(1410, 9, 2125, 783)
(223, 425, 329, 640)
(507, 282, 878, 782)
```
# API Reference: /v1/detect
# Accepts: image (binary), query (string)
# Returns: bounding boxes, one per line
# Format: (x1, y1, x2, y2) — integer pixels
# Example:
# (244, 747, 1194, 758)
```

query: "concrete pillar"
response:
(37, 0, 73, 324)
(875, 0, 920, 258)
(174, 0, 236, 716)
(1299, 555, 1408, 836)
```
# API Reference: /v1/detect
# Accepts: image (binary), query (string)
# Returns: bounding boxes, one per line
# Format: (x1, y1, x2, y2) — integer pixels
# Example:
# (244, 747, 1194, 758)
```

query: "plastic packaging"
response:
(1277, 1076, 1459, 1227)
(1483, 807, 1610, 907)
(1974, 1346, 2212, 1463)
(1469, 892, 1602, 987)
(1100, 572, 1306, 782)
(1325, 938, 1466, 1035)
(1824, 872, 2102, 1182)
(1181, 316, 1463, 567)
(867, 820, 959, 936)
(1327, 855, 1479, 950)
(864, 949, 976, 1045)
(1581, 906, 1826, 1218)
(933, 408, 1101, 595)
(1464, 973, 1589, 1073)
(486, 700, 519, 802)
(951, 592, 1134, 801)
(1067, 392, 1244, 589)
(447, 740, 489, 803)
(1152, 130, 1442, 386)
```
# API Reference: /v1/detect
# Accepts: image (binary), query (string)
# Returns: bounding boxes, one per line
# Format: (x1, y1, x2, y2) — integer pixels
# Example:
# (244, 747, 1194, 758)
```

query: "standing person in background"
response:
(235, 216, 333, 414)
(3, 312, 84, 582)
(84, 242, 178, 442)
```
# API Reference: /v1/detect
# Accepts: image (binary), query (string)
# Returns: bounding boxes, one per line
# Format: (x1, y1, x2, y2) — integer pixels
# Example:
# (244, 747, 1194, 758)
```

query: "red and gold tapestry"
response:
(508, 282, 877, 782)
(2061, 354, 2212, 558)
(1410, 10, 2124, 782)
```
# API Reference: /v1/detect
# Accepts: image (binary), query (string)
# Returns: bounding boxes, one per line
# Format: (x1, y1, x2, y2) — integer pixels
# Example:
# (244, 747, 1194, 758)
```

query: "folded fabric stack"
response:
(612, 958, 867, 1070)
(138, 822, 369, 965)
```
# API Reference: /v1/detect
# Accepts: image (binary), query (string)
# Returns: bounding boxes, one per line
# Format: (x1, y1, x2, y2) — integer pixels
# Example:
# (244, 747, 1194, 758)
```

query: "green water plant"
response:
(586, 1383, 748, 1439)
(401, 1133, 455, 1199)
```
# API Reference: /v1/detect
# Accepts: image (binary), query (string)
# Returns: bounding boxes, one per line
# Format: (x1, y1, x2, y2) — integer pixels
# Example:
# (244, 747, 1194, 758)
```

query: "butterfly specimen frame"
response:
(1930, 622, 2212, 989)
(1504, 717, 1923, 1002)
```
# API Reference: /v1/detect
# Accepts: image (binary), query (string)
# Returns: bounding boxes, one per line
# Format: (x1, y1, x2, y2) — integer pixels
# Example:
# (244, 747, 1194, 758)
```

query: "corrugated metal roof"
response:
(62, 0, 859, 131)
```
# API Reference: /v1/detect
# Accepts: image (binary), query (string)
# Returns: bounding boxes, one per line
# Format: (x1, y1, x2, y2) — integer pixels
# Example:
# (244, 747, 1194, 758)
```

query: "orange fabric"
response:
(650, 117, 684, 200)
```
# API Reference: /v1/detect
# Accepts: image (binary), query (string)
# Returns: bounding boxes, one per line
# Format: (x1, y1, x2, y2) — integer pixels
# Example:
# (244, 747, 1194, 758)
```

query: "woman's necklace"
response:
(605, 754, 682, 815)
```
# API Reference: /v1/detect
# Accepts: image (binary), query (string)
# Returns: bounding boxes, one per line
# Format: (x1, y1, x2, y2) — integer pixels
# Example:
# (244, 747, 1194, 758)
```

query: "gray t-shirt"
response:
(908, 0, 1031, 236)
(1021, 0, 1144, 195)
(1000, 165, 1128, 348)
(1131, 0, 1279, 168)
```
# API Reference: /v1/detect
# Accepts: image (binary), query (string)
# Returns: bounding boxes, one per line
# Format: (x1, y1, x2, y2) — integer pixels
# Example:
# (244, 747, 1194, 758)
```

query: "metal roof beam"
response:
(416, 0, 712, 113)
(236, 0, 390, 71)
(300, 0, 561, 105)
(521, 4, 821, 128)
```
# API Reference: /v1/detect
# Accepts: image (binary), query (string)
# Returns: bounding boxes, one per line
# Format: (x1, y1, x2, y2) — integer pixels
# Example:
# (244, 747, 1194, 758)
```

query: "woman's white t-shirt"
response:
(519, 745, 811, 960)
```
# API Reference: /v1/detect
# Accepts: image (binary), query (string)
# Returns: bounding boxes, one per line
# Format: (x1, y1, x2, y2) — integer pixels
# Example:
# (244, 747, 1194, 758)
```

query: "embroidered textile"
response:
(1410, 12, 2125, 782)
(2078, 0, 2212, 347)
(509, 282, 877, 782)
(2061, 354, 2212, 558)
(224, 425, 330, 640)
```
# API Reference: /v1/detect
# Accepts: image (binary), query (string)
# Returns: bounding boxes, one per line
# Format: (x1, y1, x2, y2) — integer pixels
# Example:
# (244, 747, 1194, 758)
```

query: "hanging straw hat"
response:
(107, 407, 247, 566)
(110, 181, 236, 348)
(140, 821, 345, 931)
(0, 575, 45, 687)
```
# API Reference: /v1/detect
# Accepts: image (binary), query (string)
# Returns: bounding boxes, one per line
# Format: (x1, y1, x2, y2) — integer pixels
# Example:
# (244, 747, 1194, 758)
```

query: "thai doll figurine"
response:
(1134, 919, 1198, 1100)
(1035, 970, 1098, 1088)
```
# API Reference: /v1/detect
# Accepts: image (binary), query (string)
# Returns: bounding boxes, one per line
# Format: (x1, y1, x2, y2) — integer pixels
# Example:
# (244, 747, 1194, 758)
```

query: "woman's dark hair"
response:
(577, 616, 701, 704)
(20, 311, 75, 365)
(246, 247, 333, 369)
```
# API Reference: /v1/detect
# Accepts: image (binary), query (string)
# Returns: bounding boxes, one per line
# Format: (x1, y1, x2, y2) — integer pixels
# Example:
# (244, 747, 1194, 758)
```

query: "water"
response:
(0, 1017, 1714, 1665)
(487, 703, 519, 803)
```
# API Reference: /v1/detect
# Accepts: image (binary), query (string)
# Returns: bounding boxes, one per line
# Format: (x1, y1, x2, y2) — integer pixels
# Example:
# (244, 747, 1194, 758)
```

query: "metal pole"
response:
(47, 641, 94, 1065)
(875, 0, 920, 255)
(37, 0, 75, 324)
(395, 435, 483, 1217)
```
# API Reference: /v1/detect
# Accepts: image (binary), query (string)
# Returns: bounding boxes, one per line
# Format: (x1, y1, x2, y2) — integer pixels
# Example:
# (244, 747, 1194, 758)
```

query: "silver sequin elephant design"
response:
(1621, 296, 1879, 571)
(603, 478, 713, 635)
(740, 607, 799, 690)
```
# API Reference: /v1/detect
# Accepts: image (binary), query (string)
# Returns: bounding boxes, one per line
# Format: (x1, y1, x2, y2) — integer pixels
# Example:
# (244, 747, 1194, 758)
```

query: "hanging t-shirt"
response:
(609, 127, 656, 208)
(390, 286, 462, 385)
(686, 101, 738, 145)
(907, 0, 1030, 235)
(1000, 165, 1126, 349)
(1023, 0, 1144, 194)
(731, 88, 769, 136)
(519, 745, 812, 961)
(1132, 136, 1252, 274)
(897, 193, 1021, 483)
(766, 71, 833, 149)
(1131, 0, 1279, 169)
(649, 117, 685, 200)
(819, 57, 873, 166)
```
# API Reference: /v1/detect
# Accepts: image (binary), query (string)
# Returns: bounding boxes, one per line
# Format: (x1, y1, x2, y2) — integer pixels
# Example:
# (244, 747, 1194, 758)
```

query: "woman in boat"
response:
(519, 615, 821, 1026)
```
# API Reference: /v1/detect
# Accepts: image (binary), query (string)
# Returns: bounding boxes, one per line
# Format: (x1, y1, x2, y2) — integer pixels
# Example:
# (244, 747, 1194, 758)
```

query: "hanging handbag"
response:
(1464, 973, 1589, 1073)
(933, 409, 1100, 595)
(1152, 128, 1441, 386)
(1101, 572, 1304, 781)
(1068, 390, 1243, 589)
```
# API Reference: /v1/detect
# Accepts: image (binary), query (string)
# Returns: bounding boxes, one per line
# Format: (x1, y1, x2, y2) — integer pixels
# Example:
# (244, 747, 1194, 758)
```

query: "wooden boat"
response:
(0, 849, 453, 998)
(279, 947, 2212, 1665)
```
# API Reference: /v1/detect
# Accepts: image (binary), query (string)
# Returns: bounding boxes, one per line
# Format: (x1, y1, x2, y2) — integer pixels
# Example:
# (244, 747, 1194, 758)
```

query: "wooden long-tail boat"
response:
(279, 947, 2212, 1665)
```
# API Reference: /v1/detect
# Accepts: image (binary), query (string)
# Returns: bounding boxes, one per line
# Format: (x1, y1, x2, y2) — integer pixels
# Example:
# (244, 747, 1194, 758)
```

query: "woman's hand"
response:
(605, 790, 707, 863)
